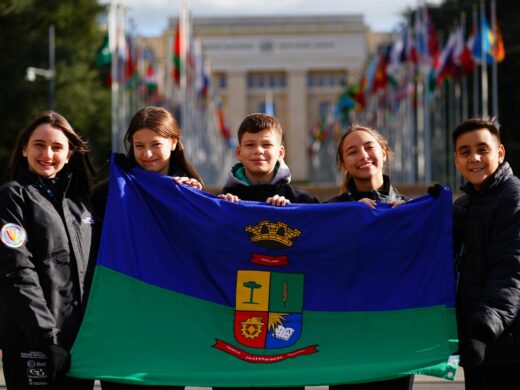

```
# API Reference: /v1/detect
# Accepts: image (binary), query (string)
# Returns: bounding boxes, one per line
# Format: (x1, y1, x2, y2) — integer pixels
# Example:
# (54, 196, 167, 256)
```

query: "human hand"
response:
(358, 198, 376, 209)
(427, 184, 443, 198)
(173, 176, 203, 190)
(48, 344, 70, 381)
(459, 338, 486, 368)
(218, 193, 240, 202)
(266, 195, 290, 207)
(390, 200, 407, 208)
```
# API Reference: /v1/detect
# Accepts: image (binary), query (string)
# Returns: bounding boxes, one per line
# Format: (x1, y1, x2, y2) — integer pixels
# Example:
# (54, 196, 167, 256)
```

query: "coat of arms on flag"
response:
(235, 270, 303, 349)
(214, 220, 317, 362)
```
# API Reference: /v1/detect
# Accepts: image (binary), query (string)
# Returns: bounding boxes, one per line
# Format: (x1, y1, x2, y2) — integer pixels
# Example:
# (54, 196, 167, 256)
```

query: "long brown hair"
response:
(336, 124, 393, 194)
(124, 106, 203, 186)
(8, 111, 93, 193)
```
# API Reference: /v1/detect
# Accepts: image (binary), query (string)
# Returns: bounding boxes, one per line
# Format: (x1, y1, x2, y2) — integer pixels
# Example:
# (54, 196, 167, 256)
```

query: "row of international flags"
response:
(309, 0, 506, 186)
(94, 0, 233, 175)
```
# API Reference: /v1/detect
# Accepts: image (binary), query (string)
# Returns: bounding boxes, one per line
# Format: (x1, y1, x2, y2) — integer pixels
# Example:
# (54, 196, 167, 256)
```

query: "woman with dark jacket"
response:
(327, 124, 411, 390)
(0, 112, 98, 389)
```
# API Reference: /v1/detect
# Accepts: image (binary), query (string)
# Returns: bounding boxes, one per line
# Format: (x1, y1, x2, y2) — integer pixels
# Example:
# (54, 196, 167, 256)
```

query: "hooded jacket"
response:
(221, 161, 319, 204)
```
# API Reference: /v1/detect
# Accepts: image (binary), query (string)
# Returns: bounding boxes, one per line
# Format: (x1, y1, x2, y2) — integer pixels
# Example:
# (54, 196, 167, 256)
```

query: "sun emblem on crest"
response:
(240, 317, 264, 339)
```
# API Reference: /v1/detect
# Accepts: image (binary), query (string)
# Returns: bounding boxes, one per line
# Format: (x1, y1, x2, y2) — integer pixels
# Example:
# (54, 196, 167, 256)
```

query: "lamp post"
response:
(26, 25, 56, 110)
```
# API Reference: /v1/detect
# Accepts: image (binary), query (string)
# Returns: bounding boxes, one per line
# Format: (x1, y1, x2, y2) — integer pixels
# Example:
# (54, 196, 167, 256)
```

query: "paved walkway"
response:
(0, 374, 464, 389)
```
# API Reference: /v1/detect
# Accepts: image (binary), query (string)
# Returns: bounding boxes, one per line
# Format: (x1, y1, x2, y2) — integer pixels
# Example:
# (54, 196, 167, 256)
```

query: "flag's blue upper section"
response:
(99, 157, 455, 312)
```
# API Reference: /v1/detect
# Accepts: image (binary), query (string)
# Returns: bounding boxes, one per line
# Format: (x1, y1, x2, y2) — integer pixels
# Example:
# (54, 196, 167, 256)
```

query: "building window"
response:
(319, 101, 330, 117)
(247, 71, 287, 90)
(259, 101, 276, 116)
(308, 70, 348, 89)
(280, 73, 286, 88)
(214, 73, 227, 89)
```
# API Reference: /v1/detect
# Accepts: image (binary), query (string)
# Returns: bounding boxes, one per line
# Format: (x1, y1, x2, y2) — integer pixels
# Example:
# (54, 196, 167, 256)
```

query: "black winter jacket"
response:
(221, 162, 319, 204)
(327, 175, 408, 203)
(453, 162, 520, 366)
(0, 169, 98, 350)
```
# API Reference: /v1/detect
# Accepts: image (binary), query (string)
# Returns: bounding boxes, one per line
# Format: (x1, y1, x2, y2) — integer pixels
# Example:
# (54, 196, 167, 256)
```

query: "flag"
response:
(94, 32, 111, 67)
(68, 158, 458, 386)
(435, 31, 457, 84)
(490, 20, 505, 62)
(372, 45, 390, 92)
(472, 15, 493, 64)
(144, 63, 158, 91)
(363, 54, 380, 94)
(216, 103, 232, 143)
(460, 26, 477, 75)
(172, 21, 181, 85)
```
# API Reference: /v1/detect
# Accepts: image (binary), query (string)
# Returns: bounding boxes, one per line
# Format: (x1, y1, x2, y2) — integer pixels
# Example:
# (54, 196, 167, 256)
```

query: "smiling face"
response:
(236, 128, 285, 184)
(132, 128, 177, 175)
(454, 128, 505, 190)
(340, 130, 387, 191)
(22, 124, 72, 179)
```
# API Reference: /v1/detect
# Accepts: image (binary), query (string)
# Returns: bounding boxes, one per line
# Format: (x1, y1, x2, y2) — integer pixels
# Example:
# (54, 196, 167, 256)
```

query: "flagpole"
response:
(472, 5, 479, 117)
(165, 32, 174, 107)
(421, 2, 432, 183)
(109, 0, 120, 152)
(491, 0, 499, 117)
(461, 13, 469, 120)
(480, 0, 489, 117)
(180, 0, 188, 132)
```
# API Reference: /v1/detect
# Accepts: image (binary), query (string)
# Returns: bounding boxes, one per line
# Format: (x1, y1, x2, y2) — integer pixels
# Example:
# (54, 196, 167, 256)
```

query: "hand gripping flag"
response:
(69, 158, 458, 386)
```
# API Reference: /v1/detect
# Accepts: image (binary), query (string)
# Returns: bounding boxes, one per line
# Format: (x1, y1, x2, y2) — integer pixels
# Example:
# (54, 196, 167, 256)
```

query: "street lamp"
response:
(25, 25, 56, 110)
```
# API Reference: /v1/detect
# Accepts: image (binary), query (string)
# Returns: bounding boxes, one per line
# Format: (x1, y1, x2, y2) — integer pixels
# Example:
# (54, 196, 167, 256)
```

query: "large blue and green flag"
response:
(69, 158, 458, 386)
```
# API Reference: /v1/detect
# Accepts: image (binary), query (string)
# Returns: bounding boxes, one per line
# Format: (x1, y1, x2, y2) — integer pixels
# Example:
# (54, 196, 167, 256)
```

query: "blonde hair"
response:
(336, 124, 393, 194)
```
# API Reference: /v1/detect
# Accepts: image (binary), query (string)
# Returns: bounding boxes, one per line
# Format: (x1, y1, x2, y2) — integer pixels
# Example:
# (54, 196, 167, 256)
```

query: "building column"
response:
(227, 71, 247, 135)
(287, 70, 308, 181)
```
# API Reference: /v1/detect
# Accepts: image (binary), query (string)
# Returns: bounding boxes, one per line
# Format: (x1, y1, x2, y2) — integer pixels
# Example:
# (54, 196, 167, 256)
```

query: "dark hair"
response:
(336, 124, 393, 194)
(8, 111, 93, 193)
(237, 113, 283, 144)
(124, 106, 203, 186)
(452, 117, 501, 146)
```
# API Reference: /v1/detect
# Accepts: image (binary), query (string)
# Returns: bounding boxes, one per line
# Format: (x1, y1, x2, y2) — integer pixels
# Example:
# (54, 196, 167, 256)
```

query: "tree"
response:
(243, 281, 262, 304)
(0, 0, 111, 182)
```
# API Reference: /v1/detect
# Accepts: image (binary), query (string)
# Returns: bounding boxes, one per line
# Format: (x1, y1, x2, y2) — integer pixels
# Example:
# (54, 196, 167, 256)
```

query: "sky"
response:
(108, 0, 443, 37)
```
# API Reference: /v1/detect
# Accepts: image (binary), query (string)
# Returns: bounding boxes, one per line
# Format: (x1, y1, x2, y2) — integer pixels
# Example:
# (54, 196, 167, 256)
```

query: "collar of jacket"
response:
(19, 167, 72, 189)
(223, 160, 291, 187)
(345, 174, 400, 202)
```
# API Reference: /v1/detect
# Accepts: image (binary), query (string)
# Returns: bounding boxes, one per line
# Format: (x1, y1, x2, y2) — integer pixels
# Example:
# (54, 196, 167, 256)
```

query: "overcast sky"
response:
(107, 0, 443, 36)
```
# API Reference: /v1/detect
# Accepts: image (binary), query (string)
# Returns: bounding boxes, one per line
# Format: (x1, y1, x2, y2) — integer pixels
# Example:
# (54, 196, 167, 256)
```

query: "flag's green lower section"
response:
(69, 266, 458, 386)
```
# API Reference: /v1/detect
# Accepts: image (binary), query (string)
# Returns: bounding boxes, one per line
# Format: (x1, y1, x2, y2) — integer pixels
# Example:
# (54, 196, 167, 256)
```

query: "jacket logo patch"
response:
(1, 223, 27, 248)
(82, 214, 95, 224)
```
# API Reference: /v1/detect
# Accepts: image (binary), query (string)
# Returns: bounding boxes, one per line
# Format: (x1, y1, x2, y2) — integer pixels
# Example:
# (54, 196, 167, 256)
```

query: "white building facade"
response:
(150, 14, 369, 182)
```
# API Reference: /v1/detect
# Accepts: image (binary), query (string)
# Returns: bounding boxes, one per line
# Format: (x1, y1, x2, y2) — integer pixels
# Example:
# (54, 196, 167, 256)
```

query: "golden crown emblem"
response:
(245, 220, 301, 250)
